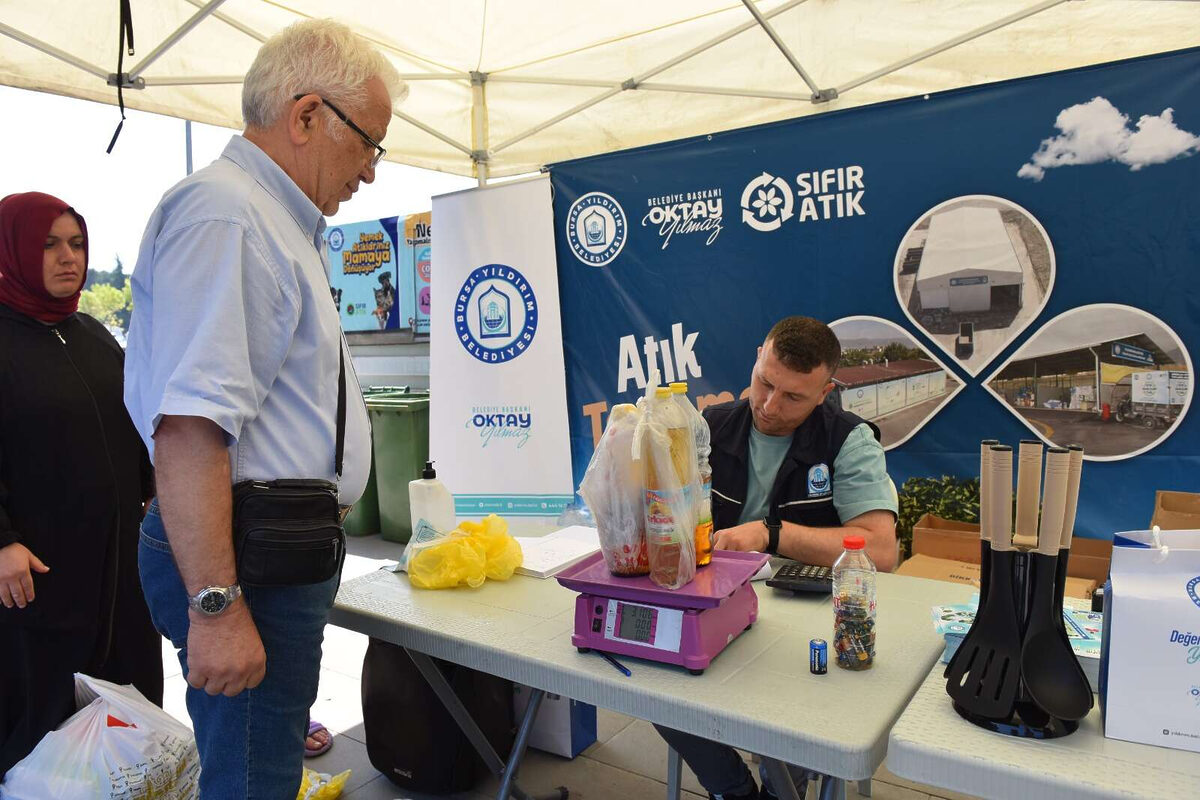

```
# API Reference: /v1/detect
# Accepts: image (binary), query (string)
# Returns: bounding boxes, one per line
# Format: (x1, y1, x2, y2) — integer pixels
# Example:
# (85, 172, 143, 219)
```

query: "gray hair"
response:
(242, 19, 407, 136)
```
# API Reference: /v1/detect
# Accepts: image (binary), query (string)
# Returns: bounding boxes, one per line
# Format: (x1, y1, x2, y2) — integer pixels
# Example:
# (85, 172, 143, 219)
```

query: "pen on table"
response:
(598, 651, 631, 677)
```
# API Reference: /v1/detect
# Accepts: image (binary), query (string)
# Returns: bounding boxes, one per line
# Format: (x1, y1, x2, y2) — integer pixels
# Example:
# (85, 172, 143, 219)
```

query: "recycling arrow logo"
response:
(740, 172, 794, 232)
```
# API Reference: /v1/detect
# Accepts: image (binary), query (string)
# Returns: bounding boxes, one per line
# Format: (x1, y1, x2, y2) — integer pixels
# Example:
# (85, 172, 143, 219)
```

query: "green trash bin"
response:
(344, 387, 418, 537)
(366, 389, 431, 543)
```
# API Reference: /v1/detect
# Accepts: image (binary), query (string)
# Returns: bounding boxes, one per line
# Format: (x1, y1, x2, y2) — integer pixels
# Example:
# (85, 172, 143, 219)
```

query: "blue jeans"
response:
(139, 501, 339, 799)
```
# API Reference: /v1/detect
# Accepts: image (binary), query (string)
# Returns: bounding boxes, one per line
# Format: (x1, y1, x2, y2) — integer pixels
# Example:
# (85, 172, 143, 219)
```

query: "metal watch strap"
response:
(764, 516, 781, 555)
(188, 583, 242, 615)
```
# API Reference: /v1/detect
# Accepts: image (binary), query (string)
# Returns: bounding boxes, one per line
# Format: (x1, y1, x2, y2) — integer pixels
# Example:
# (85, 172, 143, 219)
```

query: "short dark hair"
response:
(764, 316, 840, 377)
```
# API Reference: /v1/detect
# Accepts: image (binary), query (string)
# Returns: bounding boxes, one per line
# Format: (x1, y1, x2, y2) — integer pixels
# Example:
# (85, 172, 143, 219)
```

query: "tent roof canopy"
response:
(2, 1, 1199, 178)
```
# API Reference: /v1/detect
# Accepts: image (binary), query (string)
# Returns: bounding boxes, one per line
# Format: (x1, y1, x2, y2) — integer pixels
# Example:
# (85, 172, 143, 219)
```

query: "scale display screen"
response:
(604, 599, 683, 652)
(616, 603, 655, 642)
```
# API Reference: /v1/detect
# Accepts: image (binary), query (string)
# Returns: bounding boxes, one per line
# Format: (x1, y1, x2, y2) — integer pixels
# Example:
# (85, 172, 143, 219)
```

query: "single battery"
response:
(810, 638, 828, 675)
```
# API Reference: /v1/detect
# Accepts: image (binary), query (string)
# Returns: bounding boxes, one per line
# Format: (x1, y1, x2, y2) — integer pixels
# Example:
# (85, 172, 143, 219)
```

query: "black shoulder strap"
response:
(336, 343, 346, 479)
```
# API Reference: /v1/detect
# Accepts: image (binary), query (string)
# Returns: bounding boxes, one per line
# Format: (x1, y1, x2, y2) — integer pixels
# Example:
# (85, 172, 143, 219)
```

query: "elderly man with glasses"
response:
(124, 19, 406, 798)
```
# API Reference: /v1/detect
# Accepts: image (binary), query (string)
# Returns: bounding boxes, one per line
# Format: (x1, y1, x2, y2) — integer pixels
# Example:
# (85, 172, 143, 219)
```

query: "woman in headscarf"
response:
(0, 192, 161, 778)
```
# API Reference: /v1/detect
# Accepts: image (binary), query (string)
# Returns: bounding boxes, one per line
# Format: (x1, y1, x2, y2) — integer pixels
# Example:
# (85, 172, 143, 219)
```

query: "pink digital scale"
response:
(556, 550, 769, 674)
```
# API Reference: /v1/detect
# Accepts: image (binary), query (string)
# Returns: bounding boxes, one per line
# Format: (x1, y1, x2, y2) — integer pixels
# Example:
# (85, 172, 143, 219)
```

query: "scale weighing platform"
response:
(556, 550, 769, 674)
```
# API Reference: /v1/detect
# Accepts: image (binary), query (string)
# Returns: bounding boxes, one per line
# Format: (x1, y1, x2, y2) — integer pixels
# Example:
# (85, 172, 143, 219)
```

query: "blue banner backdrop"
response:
(550, 47, 1200, 541)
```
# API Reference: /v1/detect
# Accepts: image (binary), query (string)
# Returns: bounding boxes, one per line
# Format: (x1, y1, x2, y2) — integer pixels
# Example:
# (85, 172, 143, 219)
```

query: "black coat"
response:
(0, 303, 154, 633)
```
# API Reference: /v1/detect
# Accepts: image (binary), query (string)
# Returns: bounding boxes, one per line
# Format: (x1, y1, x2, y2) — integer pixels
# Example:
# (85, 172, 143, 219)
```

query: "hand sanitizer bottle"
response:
(409, 460, 456, 535)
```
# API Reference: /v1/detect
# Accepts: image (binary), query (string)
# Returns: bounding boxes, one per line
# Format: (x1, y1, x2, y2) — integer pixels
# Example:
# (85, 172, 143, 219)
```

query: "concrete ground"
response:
(1010, 407, 1167, 457)
(873, 382, 960, 449)
(158, 535, 978, 800)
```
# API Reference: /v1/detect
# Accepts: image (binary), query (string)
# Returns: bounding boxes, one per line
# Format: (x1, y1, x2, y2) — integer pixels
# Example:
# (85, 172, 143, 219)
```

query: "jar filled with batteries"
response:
(832, 535, 876, 670)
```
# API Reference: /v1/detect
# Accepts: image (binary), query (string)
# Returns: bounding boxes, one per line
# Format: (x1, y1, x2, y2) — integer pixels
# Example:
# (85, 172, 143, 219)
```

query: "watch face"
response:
(199, 590, 227, 615)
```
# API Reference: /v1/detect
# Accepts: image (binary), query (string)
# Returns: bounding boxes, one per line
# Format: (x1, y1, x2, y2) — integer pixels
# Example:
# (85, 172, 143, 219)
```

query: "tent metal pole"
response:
(185, 120, 194, 176)
(128, 0, 229, 80)
(490, 74, 808, 100)
(184, 0, 265, 42)
(392, 108, 474, 156)
(142, 76, 243, 86)
(739, 0, 820, 96)
(491, 0, 808, 154)
(0, 22, 108, 80)
(471, 71, 490, 186)
(836, 0, 1070, 96)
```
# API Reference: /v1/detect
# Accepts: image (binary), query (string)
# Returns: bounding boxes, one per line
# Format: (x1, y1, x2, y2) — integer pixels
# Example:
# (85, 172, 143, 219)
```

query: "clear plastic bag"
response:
(579, 403, 649, 576)
(634, 389, 699, 590)
(0, 674, 199, 800)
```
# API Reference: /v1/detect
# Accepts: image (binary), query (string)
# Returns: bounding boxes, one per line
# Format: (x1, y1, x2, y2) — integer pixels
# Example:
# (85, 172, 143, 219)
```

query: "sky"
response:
(0, 85, 477, 274)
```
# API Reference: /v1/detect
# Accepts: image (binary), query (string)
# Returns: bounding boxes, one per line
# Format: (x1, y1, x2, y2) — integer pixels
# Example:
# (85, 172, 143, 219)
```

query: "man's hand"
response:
(186, 600, 266, 697)
(0, 542, 50, 609)
(713, 521, 769, 553)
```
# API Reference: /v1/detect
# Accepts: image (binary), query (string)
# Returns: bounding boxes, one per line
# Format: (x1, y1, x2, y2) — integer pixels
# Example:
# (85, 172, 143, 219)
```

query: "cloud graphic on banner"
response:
(1018, 96, 1200, 181)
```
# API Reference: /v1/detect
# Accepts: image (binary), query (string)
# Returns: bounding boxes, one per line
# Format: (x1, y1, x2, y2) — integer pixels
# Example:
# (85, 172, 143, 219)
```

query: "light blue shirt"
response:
(125, 135, 371, 505)
(737, 423, 897, 525)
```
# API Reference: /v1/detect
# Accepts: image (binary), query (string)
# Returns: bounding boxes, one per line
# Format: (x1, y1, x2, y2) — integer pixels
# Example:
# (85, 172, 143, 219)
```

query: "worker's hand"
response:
(0, 542, 50, 609)
(713, 522, 769, 553)
(186, 599, 267, 697)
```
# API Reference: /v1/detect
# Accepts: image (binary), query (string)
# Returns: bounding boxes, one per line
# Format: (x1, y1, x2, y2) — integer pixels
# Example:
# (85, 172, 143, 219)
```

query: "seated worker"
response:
(655, 315, 898, 800)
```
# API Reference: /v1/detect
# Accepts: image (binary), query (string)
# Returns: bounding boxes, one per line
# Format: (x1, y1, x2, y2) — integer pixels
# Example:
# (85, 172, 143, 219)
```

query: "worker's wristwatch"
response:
(763, 516, 781, 555)
(187, 583, 243, 617)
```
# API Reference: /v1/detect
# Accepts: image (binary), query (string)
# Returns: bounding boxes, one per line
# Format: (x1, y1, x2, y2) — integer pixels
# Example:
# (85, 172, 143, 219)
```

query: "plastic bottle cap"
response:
(422, 460, 437, 479)
(843, 535, 866, 550)
(654, 386, 672, 398)
(669, 382, 688, 394)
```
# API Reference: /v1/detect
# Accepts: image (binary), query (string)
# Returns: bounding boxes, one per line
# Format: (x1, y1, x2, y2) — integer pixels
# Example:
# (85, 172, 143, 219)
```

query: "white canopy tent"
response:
(1, 1, 1198, 181)
(916, 206, 1023, 313)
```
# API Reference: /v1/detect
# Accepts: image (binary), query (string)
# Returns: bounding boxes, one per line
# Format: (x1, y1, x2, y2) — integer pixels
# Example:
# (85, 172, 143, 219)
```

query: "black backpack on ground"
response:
(361, 636, 516, 794)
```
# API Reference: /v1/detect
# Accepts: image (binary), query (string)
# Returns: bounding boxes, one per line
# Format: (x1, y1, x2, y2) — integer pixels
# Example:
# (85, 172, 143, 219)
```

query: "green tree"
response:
(78, 281, 131, 330)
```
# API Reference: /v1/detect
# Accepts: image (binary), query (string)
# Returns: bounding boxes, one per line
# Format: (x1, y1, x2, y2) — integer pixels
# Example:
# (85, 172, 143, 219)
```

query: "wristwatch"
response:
(763, 516, 781, 555)
(187, 584, 243, 617)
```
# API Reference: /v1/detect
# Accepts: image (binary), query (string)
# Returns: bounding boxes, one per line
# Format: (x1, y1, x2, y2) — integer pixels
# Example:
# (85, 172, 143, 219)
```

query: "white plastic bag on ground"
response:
(0, 673, 199, 800)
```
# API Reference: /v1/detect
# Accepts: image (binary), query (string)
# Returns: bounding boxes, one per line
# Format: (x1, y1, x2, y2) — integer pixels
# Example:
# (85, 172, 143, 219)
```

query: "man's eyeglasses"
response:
(294, 93, 387, 168)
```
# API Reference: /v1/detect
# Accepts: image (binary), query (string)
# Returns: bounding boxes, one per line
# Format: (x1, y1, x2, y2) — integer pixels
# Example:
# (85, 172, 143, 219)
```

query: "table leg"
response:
(665, 746, 682, 800)
(406, 650, 565, 800)
(857, 777, 871, 797)
(496, 687, 546, 800)
(818, 775, 846, 800)
(762, 757, 804, 800)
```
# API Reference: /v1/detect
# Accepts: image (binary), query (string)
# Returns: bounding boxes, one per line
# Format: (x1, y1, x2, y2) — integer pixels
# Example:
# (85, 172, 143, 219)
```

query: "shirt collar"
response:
(220, 135, 326, 244)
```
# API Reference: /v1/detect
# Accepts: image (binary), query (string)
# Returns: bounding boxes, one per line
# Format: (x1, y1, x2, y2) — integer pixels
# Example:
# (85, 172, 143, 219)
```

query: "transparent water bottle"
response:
(832, 535, 876, 670)
(669, 382, 713, 566)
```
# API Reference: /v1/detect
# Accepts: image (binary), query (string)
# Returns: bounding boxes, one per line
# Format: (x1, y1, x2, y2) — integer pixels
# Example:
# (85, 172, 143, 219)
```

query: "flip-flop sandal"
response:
(305, 719, 333, 758)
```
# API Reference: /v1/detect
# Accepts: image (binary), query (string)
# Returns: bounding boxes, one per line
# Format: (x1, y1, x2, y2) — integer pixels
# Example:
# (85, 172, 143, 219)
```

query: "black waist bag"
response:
(361, 637, 515, 794)
(231, 479, 345, 586)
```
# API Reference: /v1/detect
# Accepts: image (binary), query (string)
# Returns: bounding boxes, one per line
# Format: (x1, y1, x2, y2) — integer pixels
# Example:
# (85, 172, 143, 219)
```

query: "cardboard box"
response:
(897, 552, 1097, 598)
(911, 513, 1111, 584)
(1150, 489, 1200, 530)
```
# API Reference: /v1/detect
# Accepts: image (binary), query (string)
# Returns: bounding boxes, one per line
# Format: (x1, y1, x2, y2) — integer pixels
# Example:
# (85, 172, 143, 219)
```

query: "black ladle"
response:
(946, 445, 1022, 719)
(1020, 448, 1092, 721)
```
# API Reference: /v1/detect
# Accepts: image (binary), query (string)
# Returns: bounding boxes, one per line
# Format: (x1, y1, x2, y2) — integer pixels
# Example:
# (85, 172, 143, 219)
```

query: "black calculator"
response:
(766, 561, 833, 594)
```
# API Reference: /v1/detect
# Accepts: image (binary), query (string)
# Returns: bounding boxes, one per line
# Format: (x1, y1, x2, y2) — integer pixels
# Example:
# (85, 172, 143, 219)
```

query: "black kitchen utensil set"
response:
(944, 439, 1094, 738)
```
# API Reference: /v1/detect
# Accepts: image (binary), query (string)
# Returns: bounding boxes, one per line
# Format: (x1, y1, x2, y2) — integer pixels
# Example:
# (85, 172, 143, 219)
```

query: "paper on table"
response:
(513, 525, 601, 578)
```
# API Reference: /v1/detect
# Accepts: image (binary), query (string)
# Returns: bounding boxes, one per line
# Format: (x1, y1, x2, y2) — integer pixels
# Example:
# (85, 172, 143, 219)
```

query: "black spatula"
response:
(1020, 448, 1092, 721)
(945, 440, 997, 680)
(946, 445, 1022, 719)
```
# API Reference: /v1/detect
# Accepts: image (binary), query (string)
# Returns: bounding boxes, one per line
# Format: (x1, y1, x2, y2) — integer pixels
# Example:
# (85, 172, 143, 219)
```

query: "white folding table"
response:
(889, 665, 1200, 799)
(330, 566, 974, 800)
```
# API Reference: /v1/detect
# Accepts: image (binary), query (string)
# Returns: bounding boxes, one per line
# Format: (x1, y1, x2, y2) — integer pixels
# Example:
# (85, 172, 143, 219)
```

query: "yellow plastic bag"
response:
(297, 767, 351, 800)
(408, 514, 523, 589)
(460, 515, 524, 581)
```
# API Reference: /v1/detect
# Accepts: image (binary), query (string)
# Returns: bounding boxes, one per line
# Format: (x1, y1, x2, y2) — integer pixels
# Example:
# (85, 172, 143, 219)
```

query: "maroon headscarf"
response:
(0, 191, 89, 323)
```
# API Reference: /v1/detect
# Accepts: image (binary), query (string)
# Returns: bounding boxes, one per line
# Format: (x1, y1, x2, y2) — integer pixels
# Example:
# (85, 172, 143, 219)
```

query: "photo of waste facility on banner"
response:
(327, 215, 420, 333)
(549, 46, 1200, 541)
